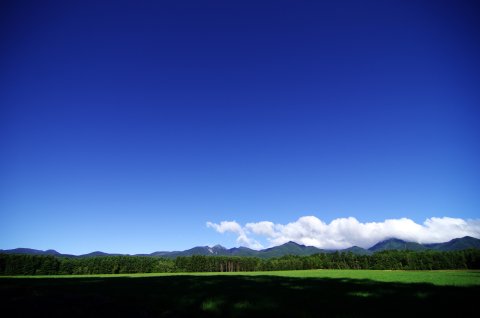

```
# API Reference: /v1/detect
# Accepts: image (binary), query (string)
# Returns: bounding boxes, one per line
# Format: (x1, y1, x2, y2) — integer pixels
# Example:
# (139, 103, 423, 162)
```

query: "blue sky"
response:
(1, 1, 479, 254)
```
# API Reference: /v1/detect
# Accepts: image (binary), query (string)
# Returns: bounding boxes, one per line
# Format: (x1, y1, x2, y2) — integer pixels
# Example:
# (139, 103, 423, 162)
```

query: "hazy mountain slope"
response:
(424, 236, 480, 251)
(256, 242, 324, 258)
(368, 238, 428, 252)
(340, 246, 372, 255)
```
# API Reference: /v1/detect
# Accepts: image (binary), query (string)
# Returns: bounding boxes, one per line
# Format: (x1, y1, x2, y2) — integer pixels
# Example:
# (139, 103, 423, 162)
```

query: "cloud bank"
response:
(207, 216, 480, 250)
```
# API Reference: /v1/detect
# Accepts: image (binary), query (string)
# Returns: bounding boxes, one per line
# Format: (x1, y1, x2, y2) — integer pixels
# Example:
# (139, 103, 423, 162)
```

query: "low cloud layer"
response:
(207, 216, 480, 250)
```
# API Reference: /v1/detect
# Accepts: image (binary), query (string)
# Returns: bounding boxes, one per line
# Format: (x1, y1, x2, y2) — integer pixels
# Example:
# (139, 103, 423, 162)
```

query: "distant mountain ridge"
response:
(2, 236, 479, 258)
(368, 238, 428, 252)
(0, 248, 76, 258)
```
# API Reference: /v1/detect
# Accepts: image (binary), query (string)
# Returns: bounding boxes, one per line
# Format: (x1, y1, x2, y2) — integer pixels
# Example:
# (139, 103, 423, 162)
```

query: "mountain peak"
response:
(45, 249, 60, 255)
(283, 241, 304, 247)
(380, 238, 407, 243)
(425, 236, 480, 251)
(369, 238, 426, 252)
(457, 236, 475, 240)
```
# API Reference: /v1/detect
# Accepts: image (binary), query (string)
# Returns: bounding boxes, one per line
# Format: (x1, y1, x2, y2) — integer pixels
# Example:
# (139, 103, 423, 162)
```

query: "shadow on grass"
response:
(0, 275, 478, 317)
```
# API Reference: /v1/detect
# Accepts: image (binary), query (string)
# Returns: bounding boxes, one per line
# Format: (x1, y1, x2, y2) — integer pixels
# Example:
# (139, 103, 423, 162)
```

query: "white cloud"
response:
(206, 216, 480, 249)
(206, 221, 243, 235)
(245, 221, 276, 237)
(206, 221, 263, 249)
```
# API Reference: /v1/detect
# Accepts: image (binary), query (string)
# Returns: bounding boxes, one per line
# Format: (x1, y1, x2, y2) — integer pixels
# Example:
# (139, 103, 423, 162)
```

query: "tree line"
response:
(1, 249, 479, 275)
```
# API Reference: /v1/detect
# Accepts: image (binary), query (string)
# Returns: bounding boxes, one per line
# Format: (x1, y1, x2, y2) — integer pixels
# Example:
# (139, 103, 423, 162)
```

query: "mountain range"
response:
(1, 236, 479, 259)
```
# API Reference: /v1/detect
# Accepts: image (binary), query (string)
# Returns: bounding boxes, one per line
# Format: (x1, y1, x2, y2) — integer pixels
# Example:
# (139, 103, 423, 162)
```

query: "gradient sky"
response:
(1, 0, 479, 254)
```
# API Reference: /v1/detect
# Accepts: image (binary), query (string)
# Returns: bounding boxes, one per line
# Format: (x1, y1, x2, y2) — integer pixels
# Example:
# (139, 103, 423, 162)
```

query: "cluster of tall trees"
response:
(1, 249, 479, 275)
(175, 249, 480, 272)
(0, 255, 175, 275)
(175, 255, 259, 272)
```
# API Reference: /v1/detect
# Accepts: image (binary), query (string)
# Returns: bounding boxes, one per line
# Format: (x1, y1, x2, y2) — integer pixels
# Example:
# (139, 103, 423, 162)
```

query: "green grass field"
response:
(7, 269, 480, 286)
(1, 270, 479, 317)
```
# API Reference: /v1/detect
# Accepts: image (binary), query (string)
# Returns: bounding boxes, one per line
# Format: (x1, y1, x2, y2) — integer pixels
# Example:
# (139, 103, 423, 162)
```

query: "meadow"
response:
(1, 270, 479, 317)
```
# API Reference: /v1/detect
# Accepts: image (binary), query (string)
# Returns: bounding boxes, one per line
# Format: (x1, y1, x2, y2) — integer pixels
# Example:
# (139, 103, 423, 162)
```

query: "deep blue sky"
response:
(1, 0, 479, 254)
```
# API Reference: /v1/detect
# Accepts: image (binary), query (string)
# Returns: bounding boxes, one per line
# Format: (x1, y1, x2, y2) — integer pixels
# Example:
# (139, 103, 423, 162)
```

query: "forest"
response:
(1, 249, 479, 275)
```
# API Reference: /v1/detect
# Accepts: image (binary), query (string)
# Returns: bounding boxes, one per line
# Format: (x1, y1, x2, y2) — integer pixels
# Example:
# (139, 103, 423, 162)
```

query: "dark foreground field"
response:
(1, 271, 479, 317)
